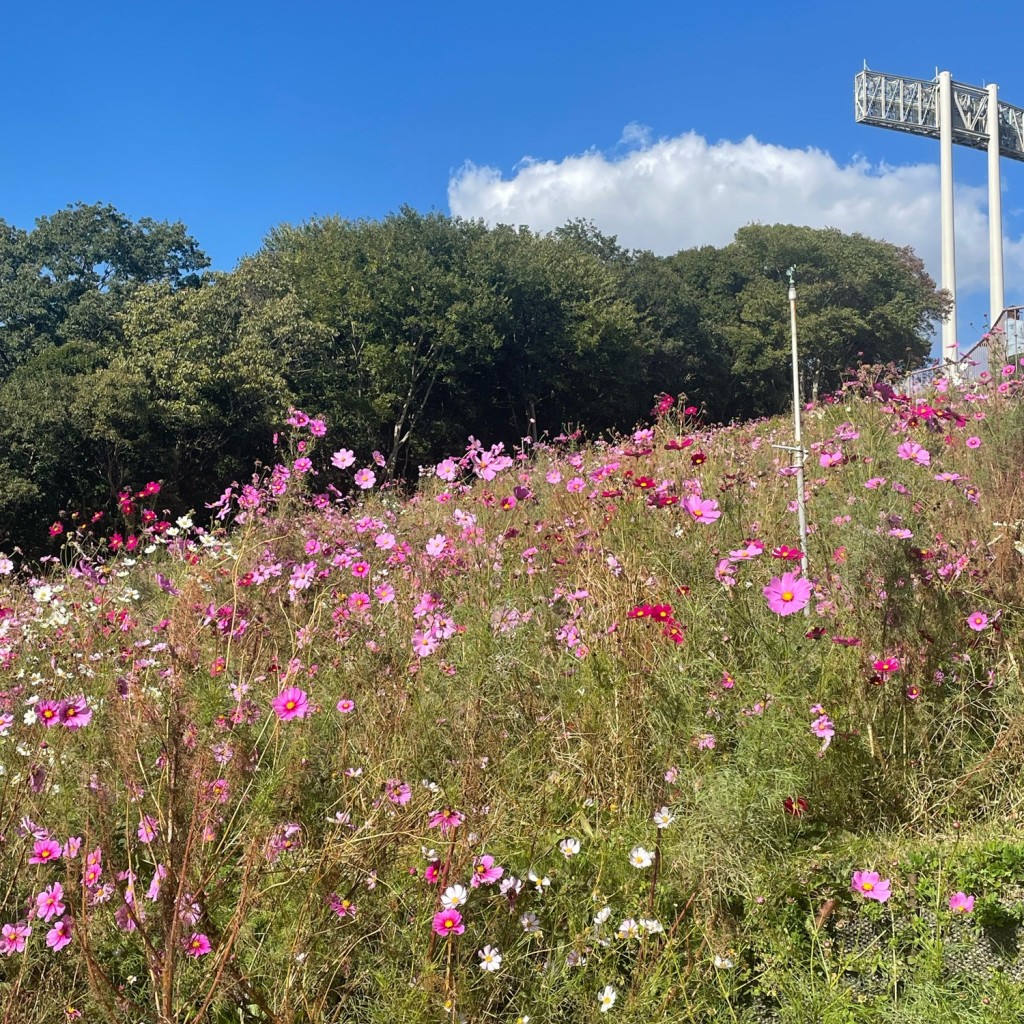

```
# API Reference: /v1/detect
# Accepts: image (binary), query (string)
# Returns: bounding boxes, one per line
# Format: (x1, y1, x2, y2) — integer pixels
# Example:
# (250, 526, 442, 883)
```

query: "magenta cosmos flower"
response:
(851, 870, 891, 902)
(763, 572, 812, 616)
(948, 892, 974, 913)
(432, 909, 465, 937)
(29, 839, 62, 865)
(272, 687, 309, 721)
(185, 933, 211, 957)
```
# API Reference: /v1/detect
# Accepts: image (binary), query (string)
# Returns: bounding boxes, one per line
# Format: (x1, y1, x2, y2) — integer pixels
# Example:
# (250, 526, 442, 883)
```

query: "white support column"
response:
(939, 71, 958, 366)
(988, 83, 1005, 325)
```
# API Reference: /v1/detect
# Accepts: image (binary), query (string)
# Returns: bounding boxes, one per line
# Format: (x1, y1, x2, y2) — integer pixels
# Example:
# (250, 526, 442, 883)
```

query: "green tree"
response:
(0, 202, 209, 375)
(724, 225, 949, 407)
(265, 208, 506, 477)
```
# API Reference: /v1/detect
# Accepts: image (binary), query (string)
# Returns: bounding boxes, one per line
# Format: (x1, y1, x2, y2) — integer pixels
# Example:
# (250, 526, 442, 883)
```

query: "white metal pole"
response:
(938, 71, 958, 368)
(988, 83, 1005, 327)
(787, 270, 810, 588)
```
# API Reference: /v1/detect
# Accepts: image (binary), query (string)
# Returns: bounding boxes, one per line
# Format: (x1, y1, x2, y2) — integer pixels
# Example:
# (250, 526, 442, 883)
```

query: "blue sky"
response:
(4, 0, 1023, 350)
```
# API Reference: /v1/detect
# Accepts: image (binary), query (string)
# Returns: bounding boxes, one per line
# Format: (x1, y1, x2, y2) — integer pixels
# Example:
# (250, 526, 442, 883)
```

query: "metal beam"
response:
(855, 70, 1024, 161)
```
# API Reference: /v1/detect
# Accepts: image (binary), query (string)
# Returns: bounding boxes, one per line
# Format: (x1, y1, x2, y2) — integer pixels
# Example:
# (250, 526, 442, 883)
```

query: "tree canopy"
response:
(0, 203, 947, 553)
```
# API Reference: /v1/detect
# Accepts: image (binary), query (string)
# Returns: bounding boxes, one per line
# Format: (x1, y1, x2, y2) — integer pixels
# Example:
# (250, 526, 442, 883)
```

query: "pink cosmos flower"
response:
(428, 807, 464, 833)
(682, 494, 722, 524)
(965, 436, 982, 449)
(354, 468, 376, 490)
(851, 870, 892, 902)
(425, 534, 448, 558)
(272, 687, 309, 721)
(763, 572, 812, 616)
(332, 448, 356, 469)
(60, 696, 92, 730)
(0, 922, 31, 955)
(471, 854, 504, 888)
(336, 698, 356, 714)
(329, 893, 357, 918)
(872, 657, 900, 675)
(37, 700, 64, 727)
(810, 715, 835, 741)
(385, 779, 412, 805)
(138, 816, 158, 844)
(966, 611, 989, 632)
(185, 933, 211, 957)
(897, 440, 931, 466)
(36, 883, 66, 922)
(432, 909, 465, 937)
(948, 892, 974, 913)
(29, 839, 62, 865)
(46, 917, 73, 952)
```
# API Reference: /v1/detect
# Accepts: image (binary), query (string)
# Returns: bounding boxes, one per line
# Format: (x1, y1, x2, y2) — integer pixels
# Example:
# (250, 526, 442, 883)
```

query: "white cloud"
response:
(448, 130, 1024, 302)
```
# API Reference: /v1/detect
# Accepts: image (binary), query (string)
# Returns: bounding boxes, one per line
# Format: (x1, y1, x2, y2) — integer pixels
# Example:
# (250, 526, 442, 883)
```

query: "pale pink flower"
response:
(331, 449, 356, 469)
(354, 468, 376, 490)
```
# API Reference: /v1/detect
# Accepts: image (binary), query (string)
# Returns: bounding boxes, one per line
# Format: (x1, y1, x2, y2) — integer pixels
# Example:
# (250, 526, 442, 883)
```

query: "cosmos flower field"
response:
(1, 363, 1023, 1023)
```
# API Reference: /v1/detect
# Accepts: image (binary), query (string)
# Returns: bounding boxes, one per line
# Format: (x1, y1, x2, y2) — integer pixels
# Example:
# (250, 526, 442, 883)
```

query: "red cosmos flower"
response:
(662, 622, 686, 644)
(49, 522, 64, 538)
(664, 437, 695, 451)
(634, 476, 657, 490)
(805, 627, 827, 640)
(627, 604, 653, 620)
(690, 451, 707, 466)
(601, 489, 624, 498)
(783, 796, 809, 817)
(873, 657, 900, 675)
(648, 494, 679, 507)
(771, 545, 803, 561)
(831, 636, 862, 647)
(650, 604, 674, 623)
(625, 447, 654, 457)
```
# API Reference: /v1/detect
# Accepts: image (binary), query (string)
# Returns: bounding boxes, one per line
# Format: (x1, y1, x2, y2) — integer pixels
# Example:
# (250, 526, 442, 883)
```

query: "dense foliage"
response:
(0, 365, 1022, 1023)
(0, 204, 947, 552)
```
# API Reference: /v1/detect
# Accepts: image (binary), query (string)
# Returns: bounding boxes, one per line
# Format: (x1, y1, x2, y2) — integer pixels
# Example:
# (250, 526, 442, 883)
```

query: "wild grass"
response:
(0, 367, 1023, 1022)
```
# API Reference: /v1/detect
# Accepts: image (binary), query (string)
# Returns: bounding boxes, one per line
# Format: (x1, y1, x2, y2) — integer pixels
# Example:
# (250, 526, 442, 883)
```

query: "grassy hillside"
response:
(1, 364, 1023, 1023)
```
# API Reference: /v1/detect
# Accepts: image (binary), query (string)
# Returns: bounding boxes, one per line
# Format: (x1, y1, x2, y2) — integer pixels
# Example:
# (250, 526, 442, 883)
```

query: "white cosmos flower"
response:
(629, 846, 654, 869)
(520, 912, 541, 935)
(598, 985, 617, 1012)
(477, 945, 502, 972)
(527, 869, 550, 892)
(652, 806, 675, 829)
(440, 884, 468, 909)
(593, 905, 612, 926)
(559, 837, 581, 858)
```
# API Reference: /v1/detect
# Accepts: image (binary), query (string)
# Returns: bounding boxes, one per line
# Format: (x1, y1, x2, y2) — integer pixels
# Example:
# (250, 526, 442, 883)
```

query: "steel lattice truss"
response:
(855, 70, 1024, 161)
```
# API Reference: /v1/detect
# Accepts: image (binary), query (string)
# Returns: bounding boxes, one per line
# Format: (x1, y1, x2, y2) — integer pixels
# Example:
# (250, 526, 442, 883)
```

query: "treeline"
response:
(0, 203, 947, 551)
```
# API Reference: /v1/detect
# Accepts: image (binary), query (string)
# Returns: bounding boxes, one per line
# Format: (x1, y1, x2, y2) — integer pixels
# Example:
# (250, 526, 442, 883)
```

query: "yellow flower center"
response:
(782, 591, 794, 602)
(862, 882, 874, 891)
